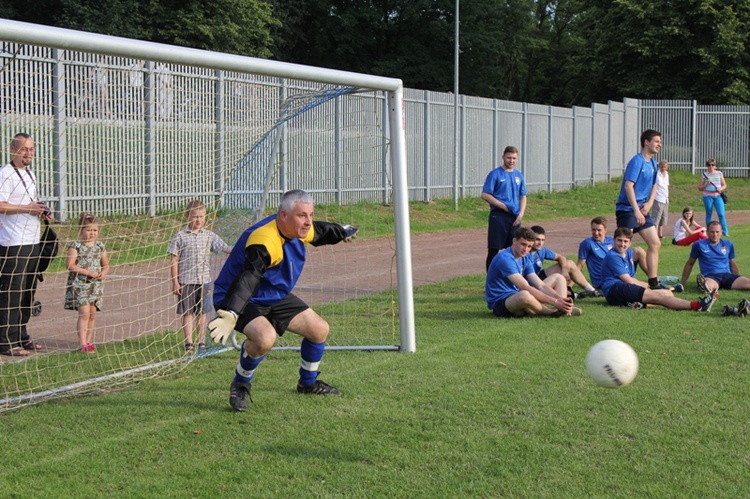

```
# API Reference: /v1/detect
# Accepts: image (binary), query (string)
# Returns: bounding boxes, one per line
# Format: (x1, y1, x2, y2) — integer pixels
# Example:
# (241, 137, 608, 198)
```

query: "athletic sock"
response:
(690, 301, 700, 311)
(233, 343, 266, 383)
(299, 338, 326, 386)
(648, 277, 659, 287)
(584, 285, 596, 292)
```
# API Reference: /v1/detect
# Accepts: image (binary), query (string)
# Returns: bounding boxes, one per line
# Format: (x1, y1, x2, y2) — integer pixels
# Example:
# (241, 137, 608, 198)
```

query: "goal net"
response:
(0, 24, 413, 412)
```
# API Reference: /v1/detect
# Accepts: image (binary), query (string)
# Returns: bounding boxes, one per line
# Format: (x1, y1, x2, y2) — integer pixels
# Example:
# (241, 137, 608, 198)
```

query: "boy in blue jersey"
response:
(208, 190, 358, 411)
(481, 146, 527, 271)
(600, 228, 716, 312)
(486, 227, 580, 318)
(577, 216, 647, 292)
(615, 129, 667, 290)
(680, 221, 750, 316)
(529, 225, 599, 298)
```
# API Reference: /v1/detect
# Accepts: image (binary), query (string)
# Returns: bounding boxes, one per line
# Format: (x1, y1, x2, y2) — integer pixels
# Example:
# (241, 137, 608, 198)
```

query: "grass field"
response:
(2, 174, 750, 497)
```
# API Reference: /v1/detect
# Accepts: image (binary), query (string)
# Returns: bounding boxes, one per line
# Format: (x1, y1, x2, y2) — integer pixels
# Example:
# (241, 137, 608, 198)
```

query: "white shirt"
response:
(0, 163, 41, 246)
(655, 170, 669, 203)
(673, 218, 687, 242)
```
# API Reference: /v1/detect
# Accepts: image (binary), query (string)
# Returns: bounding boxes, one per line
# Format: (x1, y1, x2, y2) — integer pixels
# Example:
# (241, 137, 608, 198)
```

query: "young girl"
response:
(672, 206, 707, 246)
(65, 213, 110, 353)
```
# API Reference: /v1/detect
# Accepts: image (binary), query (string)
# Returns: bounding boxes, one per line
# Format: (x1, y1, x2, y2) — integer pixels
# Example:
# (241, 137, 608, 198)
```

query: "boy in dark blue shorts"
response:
(601, 228, 717, 312)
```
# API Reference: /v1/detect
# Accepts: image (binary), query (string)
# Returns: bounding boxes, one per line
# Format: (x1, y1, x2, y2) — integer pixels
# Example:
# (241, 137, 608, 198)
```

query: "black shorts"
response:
(235, 293, 309, 337)
(605, 282, 646, 307)
(492, 296, 523, 318)
(706, 273, 741, 290)
(488, 210, 518, 250)
(615, 210, 654, 233)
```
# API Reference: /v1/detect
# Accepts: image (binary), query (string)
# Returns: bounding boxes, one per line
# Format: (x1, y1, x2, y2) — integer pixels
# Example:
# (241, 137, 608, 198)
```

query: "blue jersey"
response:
(482, 167, 527, 217)
(527, 247, 557, 275)
(689, 238, 735, 276)
(213, 214, 314, 308)
(485, 247, 536, 308)
(600, 248, 636, 297)
(615, 153, 657, 212)
(578, 236, 614, 288)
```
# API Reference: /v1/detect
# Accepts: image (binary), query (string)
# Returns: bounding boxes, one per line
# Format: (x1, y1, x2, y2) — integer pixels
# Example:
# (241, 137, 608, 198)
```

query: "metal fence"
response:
(640, 99, 750, 178)
(2, 38, 749, 220)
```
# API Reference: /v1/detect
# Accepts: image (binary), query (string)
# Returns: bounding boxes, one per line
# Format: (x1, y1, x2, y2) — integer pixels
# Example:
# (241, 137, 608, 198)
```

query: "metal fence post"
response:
(52, 48, 67, 222)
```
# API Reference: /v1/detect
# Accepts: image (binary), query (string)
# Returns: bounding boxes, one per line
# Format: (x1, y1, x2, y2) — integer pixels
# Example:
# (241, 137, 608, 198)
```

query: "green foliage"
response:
(5, 0, 750, 105)
(578, 0, 750, 104)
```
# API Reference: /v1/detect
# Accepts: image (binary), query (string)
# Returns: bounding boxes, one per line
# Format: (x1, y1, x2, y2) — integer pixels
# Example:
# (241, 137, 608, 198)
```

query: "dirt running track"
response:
(18, 210, 750, 354)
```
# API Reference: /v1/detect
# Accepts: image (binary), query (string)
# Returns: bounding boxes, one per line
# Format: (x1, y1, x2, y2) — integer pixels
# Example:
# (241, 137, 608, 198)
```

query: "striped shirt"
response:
(167, 226, 231, 284)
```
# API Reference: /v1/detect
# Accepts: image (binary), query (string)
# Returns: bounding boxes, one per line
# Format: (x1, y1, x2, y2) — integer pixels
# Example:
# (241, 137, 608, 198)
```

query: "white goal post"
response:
(0, 19, 415, 410)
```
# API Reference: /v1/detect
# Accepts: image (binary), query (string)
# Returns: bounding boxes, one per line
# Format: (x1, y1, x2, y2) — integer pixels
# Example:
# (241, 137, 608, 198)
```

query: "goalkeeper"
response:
(209, 189, 357, 412)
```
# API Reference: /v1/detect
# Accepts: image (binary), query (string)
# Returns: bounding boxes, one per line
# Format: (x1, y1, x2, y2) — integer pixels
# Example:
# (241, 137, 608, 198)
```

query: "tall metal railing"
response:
(2, 34, 749, 220)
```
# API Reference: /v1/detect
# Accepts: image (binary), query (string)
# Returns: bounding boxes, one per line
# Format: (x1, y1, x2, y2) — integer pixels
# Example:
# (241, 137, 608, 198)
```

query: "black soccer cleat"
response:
(696, 274, 711, 295)
(229, 380, 252, 412)
(698, 288, 719, 313)
(737, 298, 749, 318)
(297, 379, 342, 395)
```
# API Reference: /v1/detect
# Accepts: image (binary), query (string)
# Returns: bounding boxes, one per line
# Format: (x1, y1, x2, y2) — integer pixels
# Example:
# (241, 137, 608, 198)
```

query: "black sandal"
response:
(1, 346, 31, 357)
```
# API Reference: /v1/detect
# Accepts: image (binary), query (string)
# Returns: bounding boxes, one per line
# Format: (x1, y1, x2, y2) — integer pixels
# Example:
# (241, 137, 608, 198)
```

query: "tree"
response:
(4, 0, 279, 58)
(576, 0, 750, 104)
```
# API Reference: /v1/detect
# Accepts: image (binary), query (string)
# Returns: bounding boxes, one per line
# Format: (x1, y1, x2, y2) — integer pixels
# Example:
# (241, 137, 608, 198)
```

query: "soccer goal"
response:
(0, 19, 414, 412)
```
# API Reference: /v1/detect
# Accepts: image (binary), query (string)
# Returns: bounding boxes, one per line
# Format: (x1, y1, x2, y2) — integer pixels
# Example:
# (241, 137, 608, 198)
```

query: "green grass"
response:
(2, 178, 750, 496)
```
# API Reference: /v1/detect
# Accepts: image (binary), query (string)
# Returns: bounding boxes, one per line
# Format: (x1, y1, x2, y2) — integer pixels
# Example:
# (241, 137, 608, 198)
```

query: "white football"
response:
(585, 339, 639, 388)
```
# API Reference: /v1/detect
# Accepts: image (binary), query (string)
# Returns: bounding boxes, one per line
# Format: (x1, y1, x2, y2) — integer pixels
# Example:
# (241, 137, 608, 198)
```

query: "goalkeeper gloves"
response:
(342, 225, 358, 243)
(208, 309, 238, 345)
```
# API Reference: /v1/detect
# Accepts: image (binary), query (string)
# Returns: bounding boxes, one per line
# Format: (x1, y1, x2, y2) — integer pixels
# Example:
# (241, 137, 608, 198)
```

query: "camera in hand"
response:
(40, 202, 52, 218)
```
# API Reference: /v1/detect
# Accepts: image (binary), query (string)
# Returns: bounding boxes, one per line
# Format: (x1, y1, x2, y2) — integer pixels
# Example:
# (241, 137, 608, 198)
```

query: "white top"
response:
(0, 163, 41, 246)
(673, 218, 688, 242)
(655, 170, 669, 203)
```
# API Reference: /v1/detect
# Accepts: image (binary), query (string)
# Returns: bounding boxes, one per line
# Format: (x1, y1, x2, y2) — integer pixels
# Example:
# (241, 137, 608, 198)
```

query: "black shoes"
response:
(297, 379, 342, 395)
(722, 298, 749, 317)
(229, 380, 252, 412)
(697, 274, 711, 295)
(698, 289, 719, 312)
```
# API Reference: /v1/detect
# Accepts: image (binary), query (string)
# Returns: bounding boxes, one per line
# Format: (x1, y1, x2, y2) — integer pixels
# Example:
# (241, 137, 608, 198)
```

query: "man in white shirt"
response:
(0, 133, 51, 357)
(651, 160, 670, 239)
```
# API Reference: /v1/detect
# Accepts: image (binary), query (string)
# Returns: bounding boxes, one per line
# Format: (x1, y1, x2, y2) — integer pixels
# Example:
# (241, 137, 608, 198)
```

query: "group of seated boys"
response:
(485, 216, 750, 319)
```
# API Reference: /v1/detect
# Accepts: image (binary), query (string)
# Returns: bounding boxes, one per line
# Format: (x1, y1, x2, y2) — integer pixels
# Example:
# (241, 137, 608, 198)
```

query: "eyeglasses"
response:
(707, 163, 716, 166)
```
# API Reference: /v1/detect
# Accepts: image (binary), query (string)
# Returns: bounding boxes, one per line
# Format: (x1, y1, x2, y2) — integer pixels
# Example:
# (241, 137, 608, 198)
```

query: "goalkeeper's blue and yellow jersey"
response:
(213, 214, 314, 307)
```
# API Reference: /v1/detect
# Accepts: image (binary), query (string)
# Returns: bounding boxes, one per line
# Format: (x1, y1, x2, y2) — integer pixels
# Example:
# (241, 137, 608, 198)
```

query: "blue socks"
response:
(232, 339, 326, 386)
(233, 343, 266, 384)
(299, 339, 325, 386)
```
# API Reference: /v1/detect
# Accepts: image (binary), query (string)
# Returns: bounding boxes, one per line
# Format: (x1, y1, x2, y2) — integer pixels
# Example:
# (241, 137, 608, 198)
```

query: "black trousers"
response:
(0, 243, 40, 350)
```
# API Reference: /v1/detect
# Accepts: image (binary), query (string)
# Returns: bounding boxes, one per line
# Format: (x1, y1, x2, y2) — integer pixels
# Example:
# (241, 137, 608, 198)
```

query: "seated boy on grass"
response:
(600, 227, 716, 312)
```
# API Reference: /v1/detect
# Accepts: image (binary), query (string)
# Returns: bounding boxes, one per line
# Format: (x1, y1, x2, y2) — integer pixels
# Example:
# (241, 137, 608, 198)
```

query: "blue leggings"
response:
(703, 195, 729, 235)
